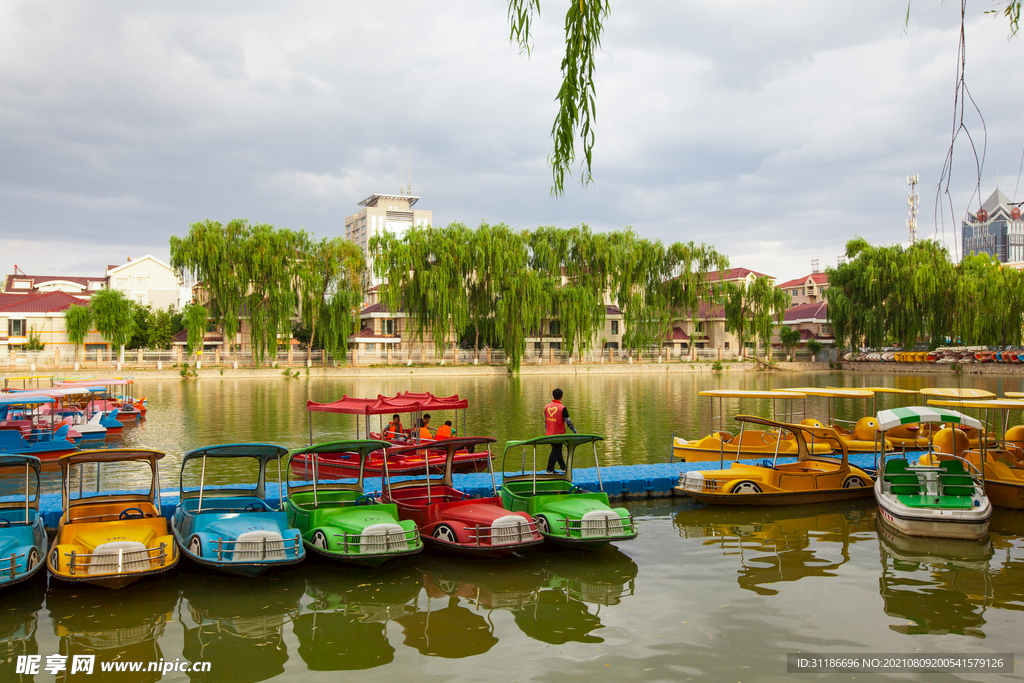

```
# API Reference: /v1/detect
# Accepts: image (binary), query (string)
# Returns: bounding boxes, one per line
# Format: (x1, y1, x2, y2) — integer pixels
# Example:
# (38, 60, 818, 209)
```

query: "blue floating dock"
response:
(36, 453, 883, 531)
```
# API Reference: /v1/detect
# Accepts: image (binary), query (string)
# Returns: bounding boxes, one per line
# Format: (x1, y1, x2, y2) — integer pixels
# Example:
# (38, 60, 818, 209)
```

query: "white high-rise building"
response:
(345, 193, 432, 285)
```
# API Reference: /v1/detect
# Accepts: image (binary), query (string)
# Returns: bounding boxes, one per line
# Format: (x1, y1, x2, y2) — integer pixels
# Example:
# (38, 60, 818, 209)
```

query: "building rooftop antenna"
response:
(407, 150, 412, 196)
(907, 173, 920, 243)
(399, 155, 405, 195)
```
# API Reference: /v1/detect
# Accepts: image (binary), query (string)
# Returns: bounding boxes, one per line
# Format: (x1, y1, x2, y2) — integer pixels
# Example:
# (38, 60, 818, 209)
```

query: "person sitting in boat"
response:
(418, 414, 434, 441)
(434, 420, 453, 440)
(385, 414, 405, 440)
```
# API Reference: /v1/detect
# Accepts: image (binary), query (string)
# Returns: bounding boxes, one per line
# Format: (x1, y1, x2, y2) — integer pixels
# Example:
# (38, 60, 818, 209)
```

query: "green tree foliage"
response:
(371, 221, 727, 372)
(64, 303, 92, 364)
(296, 236, 365, 365)
(127, 304, 151, 349)
(182, 302, 208, 359)
(779, 326, 801, 359)
(147, 307, 176, 350)
(25, 326, 45, 351)
(171, 220, 363, 365)
(722, 276, 790, 359)
(90, 289, 137, 362)
(826, 237, 1024, 351)
(508, 0, 609, 196)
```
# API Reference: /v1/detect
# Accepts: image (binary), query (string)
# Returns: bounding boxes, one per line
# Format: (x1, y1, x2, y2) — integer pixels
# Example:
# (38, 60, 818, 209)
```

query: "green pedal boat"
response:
(285, 440, 423, 566)
(499, 434, 638, 548)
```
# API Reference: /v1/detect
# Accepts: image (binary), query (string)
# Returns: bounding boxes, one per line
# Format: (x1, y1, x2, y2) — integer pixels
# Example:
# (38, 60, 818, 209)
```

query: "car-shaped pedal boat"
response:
(874, 406, 991, 541)
(47, 449, 178, 589)
(0, 455, 47, 588)
(286, 439, 422, 566)
(173, 443, 304, 577)
(676, 416, 875, 505)
(380, 437, 543, 557)
(499, 434, 638, 548)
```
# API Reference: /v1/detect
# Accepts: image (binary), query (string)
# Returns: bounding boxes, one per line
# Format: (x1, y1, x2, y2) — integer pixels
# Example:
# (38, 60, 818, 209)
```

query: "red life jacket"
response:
(544, 400, 566, 435)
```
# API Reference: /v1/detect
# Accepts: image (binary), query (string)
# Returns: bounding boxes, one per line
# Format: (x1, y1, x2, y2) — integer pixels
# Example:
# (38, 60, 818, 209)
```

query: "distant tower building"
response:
(907, 174, 919, 244)
(962, 188, 1024, 263)
(345, 193, 432, 285)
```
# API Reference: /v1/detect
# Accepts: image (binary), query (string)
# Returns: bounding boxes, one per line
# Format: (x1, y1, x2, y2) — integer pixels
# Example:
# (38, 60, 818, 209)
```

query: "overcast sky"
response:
(1, 1, 1021, 283)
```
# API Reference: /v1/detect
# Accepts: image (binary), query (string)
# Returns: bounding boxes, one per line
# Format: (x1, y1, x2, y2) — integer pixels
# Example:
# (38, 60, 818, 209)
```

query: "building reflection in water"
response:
(294, 567, 422, 671)
(179, 569, 305, 682)
(48, 579, 179, 683)
(675, 504, 876, 596)
(0, 583, 44, 683)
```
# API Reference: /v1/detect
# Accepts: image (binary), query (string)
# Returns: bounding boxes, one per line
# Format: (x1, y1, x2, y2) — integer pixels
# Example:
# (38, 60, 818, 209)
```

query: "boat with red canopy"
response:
(294, 392, 492, 477)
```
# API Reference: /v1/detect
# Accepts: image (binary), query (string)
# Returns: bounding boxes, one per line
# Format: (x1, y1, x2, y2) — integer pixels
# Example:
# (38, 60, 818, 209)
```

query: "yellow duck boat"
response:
(47, 449, 178, 589)
(675, 415, 875, 505)
(672, 390, 832, 462)
(920, 398, 1024, 509)
(789, 387, 895, 453)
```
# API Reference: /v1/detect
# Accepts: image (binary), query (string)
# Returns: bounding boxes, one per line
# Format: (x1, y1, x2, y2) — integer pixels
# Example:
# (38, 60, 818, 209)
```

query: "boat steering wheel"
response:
(119, 508, 146, 520)
(570, 485, 589, 494)
(0, 518, 9, 528)
(244, 502, 270, 512)
(354, 494, 376, 506)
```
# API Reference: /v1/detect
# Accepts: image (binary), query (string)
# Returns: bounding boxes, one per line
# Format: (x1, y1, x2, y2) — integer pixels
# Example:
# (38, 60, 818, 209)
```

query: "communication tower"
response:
(907, 174, 920, 243)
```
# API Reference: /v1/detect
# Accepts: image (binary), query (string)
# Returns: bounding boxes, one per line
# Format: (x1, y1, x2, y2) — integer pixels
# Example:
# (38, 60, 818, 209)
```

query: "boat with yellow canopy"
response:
(671, 390, 831, 462)
(675, 415, 875, 505)
(841, 387, 930, 449)
(922, 398, 1024, 509)
(918, 388, 997, 448)
(788, 387, 892, 453)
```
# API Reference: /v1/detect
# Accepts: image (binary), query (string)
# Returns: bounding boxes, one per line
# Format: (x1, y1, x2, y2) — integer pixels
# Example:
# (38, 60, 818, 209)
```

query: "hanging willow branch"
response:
(508, 0, 610, 196)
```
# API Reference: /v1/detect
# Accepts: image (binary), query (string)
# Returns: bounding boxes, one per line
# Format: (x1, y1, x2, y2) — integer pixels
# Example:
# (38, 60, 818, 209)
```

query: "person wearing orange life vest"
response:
(384, 414, 405, 440)
(418, 414, 433, 441)
(434, 420, 453, 440)
(544, 388, 577, 473)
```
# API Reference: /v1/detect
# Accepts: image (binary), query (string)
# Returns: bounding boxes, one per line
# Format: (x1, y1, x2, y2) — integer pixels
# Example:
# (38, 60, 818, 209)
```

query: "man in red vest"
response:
(544, 388, 577, 473)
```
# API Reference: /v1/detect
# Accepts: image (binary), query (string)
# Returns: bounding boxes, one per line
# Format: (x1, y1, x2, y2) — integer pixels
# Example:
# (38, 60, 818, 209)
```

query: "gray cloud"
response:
(0, 0, 1021, 282)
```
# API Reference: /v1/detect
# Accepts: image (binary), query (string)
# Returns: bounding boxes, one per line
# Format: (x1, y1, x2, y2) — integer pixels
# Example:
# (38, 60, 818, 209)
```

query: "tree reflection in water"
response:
(0, 583, 44, 683)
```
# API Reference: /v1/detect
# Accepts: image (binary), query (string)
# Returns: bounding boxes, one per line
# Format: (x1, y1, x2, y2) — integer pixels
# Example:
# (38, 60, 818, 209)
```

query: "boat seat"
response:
(883, 459, 921, 495)
(895, 494, 975, 510)
(939, 460, 976, 497)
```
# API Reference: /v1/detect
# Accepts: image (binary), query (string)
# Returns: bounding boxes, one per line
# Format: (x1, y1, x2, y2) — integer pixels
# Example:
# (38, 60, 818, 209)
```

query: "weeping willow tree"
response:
(296, 236, 365, 365)
(90, 289, 136, 364)
(826, 236, 1022, 352)
(467, 223, 529, 358)
(747, 276, 791, 360)
(182, 302, 207, 361)
(371, 222, 474, 359)
(64, 303, 92, 366)
(171, 220, 331, 365)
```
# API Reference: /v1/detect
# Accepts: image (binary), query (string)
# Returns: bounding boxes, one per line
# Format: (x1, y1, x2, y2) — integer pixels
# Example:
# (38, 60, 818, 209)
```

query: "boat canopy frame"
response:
(0, 455, 41, 525)
(732, 415, 850, 468)
(180, 443, 289, 511)
(58, 449, 164, 524)
(305, 392, 469, 446)
(500, 433, 606, 495)
(286, 439, 391, 505)
(381, 436, 497, 504)
(874, 405, 987, 486)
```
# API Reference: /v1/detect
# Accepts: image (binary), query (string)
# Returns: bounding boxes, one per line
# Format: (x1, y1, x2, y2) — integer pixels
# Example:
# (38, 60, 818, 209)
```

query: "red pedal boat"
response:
(379, 437, 542, 558)
(295, 391, 492, 478)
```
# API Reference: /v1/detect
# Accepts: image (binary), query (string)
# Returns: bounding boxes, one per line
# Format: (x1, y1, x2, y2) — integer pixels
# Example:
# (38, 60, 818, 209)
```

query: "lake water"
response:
(6, 372, 1023, 681)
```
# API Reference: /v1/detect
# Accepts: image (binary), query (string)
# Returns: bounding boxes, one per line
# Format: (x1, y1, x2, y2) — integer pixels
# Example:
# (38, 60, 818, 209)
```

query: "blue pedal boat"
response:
(0, 455, 47, 588)
(173, 443, 305, 577)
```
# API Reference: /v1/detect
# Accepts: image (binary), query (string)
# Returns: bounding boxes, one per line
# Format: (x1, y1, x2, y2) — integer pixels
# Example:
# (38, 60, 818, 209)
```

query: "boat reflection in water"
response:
(675, 503, 876, 595)
(294, 568, 422, 671)
(47, 580, 179, 683)
(179, 569, 305, 682)
(0, 588, 43, 683)
(878, 509, 1024, 638)
(410, 548, 638, 650)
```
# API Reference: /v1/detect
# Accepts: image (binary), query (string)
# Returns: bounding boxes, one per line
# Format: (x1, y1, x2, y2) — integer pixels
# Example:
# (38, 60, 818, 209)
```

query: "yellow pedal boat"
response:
(672, 390, 832, 462)
(675, 416, 875, 505)
(47, 449, 178, 589)
(921, 398, 1024, 510)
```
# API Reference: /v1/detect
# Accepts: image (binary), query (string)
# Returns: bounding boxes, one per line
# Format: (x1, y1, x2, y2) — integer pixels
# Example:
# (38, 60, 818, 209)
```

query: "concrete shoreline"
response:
(4, 359, 1023, 382)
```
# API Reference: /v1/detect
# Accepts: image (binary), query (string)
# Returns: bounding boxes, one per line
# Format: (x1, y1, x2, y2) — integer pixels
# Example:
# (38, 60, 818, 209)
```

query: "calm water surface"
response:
(6, 372, 1024, 681)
